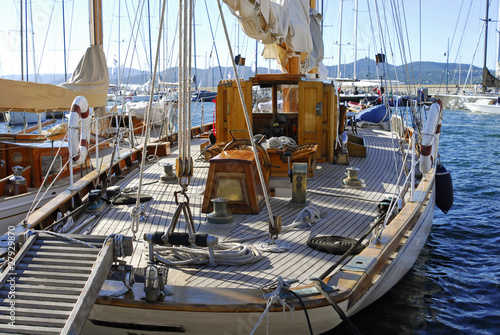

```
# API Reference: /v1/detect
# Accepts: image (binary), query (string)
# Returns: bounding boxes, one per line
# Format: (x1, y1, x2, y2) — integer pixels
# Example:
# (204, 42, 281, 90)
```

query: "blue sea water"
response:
(332, 109, 500, 334)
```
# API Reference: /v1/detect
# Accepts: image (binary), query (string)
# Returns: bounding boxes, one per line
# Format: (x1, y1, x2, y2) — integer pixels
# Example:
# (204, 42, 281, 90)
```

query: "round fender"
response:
(68, 96, 91, 165)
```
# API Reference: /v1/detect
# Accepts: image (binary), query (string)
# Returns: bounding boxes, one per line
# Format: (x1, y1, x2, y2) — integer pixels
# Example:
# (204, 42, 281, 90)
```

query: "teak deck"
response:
(75, 126, 403, 290)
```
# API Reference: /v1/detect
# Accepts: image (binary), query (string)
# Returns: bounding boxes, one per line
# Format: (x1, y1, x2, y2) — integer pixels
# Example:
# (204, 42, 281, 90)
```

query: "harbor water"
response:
(332, 108, 500, 334)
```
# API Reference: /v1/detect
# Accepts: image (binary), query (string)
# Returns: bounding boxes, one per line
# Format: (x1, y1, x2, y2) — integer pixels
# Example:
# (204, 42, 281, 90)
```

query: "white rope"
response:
(151, 242, 262, 266)
(103, 233, 126, 260)
(267, 136, 297, 149)
(43, 231, 97, 249)
(250, 276, 294, 335)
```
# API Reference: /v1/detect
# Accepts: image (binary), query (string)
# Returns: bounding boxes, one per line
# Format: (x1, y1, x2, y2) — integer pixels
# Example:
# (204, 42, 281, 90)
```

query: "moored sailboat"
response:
(0, 0, 452, 334)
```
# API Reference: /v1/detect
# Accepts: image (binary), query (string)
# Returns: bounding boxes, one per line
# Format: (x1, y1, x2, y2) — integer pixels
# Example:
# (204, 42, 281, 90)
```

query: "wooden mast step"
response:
(0, 232, 132, 335)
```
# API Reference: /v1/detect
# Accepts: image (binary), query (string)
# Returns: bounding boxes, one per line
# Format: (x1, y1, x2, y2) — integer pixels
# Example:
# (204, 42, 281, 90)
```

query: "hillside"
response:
(1, 60, 483, 87)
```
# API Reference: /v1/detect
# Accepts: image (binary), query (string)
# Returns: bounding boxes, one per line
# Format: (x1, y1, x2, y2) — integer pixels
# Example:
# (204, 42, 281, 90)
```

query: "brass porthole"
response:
(12, 152, 23, 164)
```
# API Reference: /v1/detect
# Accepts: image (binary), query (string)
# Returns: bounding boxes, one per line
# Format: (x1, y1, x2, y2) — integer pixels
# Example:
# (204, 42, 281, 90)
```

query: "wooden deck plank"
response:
(80, 130, 407, 290)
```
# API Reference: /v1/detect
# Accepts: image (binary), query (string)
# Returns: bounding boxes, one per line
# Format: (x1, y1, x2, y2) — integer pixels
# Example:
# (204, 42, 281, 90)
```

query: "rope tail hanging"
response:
(130, 0, 168, 239)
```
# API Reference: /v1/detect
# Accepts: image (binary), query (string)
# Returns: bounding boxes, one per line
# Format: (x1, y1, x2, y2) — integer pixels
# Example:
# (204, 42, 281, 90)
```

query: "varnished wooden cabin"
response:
(202, 74, 354, 215)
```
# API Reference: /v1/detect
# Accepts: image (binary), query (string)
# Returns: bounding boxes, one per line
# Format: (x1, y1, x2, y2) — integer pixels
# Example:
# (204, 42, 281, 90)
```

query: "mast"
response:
(62, 0, 68, 81)
(353, 0, 358, 80)
(89, 0, 103, 46)
(497, 1, 500, 78)
(193, 1, 198, 91)
(338, 0, 343, 78)
(20, 0, 23, 81)
(483, 0, 489, 92)
(25, 0, 28, 80)
(147, 0, 153, 86)
(118, 0, 121, 87)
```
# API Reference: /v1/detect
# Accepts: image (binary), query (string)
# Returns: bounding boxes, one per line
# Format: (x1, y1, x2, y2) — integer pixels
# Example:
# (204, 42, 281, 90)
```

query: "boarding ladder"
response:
(0, 232, 130, 334)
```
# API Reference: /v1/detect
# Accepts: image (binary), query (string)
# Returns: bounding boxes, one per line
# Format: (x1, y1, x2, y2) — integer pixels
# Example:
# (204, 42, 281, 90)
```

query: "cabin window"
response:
(252, 85, 299, 141)
(41, 155, 63, 176)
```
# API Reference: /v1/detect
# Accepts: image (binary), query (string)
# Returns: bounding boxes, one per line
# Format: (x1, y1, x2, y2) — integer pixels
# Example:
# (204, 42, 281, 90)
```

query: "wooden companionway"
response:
(0, 232, 130, 334)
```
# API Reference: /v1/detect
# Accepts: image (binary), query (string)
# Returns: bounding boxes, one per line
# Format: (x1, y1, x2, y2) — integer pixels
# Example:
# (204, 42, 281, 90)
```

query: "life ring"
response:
(68, 96, 91, 165)
(420, 99, 443, 174)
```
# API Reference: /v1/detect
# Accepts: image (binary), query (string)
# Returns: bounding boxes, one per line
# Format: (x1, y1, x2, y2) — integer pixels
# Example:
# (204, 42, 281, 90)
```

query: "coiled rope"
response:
(103, 234, 126, 260)
(151, 242, 262, 266)
(267, 136, 298, 149)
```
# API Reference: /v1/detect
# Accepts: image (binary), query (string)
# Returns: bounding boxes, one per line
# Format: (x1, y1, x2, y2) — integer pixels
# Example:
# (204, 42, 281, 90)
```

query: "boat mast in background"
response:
(483, 0, 489, 93)
(20, 0, 24, 80)
(496, 1, 500, 78)
(354, 0, 358, 80)
(62, 0, 68, 81)
(337, 0, 343, 78)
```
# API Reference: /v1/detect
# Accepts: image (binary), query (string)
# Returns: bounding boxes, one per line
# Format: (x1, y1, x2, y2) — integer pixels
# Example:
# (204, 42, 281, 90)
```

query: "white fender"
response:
(68, 96, 91, 165)
(420, 100, 443, 174)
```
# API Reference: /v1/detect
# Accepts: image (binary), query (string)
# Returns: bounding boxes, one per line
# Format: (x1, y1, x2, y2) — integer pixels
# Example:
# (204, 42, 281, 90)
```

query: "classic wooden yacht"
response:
(0, 0, 453, 334)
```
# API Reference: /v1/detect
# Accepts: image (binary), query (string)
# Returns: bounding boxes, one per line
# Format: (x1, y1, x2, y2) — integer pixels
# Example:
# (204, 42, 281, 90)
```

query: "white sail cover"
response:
(0, 45, 109, 112)
(223, 0, 323, 73)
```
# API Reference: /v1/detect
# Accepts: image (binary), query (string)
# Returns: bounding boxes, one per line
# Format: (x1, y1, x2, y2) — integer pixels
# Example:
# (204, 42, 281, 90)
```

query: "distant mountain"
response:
(1, 60, 483, 87)
(324, 59, 483, 86)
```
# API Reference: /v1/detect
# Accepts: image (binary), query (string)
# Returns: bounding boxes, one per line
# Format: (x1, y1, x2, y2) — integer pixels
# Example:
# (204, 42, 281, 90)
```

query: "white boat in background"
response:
(433, 93, 497, 110)
(464, 98, 500, 113)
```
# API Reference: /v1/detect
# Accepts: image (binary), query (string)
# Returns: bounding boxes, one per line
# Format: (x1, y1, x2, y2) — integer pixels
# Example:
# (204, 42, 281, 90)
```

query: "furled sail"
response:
(482, 66, 500, 88)
(0, 45, 109, 112)
(223, 0, 324, 73)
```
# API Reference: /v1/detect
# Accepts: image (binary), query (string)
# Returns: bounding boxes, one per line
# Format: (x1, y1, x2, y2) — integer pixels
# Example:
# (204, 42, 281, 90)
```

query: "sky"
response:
(0, 0, 498, 82)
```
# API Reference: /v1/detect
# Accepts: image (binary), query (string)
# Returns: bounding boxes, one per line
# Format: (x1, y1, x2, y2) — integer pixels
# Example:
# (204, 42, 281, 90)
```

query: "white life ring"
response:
(420, 99, 443, 174)
(68, 96, 91, 165)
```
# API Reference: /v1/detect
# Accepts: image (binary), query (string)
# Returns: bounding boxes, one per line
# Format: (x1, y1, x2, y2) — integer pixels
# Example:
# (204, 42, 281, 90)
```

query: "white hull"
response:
(463, 101, 500, 113)
(0, 184, 67, 234)
(348, 189, 436, 315)
(434, 93, 496, 110)
(5, 111, 47, 125)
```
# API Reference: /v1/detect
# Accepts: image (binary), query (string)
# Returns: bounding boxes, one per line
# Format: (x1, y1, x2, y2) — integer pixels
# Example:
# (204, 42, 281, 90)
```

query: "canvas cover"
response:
(223, 0, 323, 73)
(482, 66, 500, 88)
(0, 45, 109, 112)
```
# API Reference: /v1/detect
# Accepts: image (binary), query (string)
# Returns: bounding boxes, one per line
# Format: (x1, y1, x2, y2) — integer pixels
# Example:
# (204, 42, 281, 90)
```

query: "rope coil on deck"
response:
(267, 136, 297, 149)
(150, 242, 262, 266)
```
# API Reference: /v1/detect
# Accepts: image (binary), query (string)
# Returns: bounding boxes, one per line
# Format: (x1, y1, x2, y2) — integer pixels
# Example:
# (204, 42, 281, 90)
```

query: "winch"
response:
(159, 163, 177, 184)
(207, 197, 233, 224)
(342, 167, 363, 187)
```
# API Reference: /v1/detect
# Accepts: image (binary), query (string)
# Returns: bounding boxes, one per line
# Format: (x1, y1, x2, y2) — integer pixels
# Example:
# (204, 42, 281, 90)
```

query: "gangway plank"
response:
(0, 232, 131, 335)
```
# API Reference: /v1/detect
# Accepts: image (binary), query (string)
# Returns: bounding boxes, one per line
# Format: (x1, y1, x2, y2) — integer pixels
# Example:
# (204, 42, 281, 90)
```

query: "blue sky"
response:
(0, 0, 498, 80)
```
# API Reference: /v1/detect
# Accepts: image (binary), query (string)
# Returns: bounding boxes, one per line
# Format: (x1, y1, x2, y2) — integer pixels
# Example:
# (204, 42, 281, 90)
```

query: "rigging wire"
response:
(131, 0, 167, 239)
(216, 0, 277, 239)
